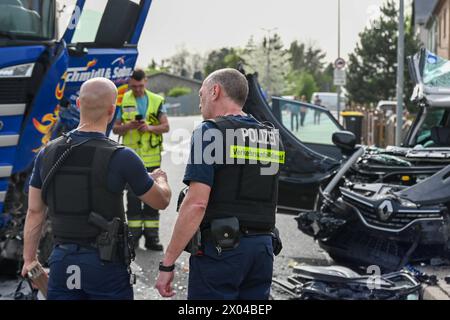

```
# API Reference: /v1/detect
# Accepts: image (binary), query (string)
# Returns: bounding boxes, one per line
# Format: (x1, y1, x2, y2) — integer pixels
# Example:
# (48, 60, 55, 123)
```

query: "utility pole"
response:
(337, 0, 341, 123)
(396, 0, 405, 146)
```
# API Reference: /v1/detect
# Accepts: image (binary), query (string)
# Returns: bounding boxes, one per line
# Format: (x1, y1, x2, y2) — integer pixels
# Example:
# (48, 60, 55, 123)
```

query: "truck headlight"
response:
(0, 63, 35, 78)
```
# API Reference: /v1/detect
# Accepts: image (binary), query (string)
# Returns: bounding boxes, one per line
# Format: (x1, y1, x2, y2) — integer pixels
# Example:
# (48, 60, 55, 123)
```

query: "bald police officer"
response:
(22, 77, 171, 300)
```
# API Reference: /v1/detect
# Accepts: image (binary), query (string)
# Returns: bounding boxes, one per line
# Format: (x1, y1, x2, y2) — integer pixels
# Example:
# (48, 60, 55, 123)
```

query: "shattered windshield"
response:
(422, 51, 450, 87)
(0, 0, 55, 41)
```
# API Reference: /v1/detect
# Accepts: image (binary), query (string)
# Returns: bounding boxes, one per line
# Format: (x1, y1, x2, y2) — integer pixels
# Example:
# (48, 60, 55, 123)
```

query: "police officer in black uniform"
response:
(156, 69, 283, 300)
(22, 77, 171, 300)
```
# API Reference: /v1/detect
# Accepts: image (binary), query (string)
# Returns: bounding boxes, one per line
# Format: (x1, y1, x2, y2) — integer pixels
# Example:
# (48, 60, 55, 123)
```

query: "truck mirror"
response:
(68, 43, 88, 57)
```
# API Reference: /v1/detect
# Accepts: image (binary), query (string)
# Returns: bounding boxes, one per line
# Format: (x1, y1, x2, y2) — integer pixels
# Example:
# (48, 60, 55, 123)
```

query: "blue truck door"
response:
(11, 42, 70, 174)
(2, 0, 152, 214)
(57, 0, 153, 136)
(0, 0, 71, 216)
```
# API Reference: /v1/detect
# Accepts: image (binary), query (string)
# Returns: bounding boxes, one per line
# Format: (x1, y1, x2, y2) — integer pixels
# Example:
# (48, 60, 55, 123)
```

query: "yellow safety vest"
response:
(119, 90, 164, 168)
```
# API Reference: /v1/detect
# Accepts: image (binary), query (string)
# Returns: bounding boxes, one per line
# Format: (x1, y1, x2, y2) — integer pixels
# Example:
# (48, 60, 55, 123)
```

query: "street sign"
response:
(334, 58, 346, 69)
(334, 68, 346, 86)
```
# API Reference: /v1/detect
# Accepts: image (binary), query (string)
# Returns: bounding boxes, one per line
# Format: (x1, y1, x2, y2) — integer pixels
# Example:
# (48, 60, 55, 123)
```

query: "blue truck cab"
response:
(0, 0, 152, 267)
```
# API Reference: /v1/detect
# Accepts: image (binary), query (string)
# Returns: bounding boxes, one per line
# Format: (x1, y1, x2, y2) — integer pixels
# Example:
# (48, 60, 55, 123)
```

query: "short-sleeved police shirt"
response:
(30, 131, 154, 196)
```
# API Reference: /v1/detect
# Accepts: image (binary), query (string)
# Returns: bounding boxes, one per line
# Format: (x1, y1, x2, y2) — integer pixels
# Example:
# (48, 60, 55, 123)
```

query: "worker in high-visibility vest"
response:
(113, 69, 170, 251)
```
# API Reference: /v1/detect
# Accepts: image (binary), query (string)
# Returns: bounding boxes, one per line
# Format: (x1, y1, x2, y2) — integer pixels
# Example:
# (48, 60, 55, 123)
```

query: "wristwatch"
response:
(159, 261, 175, 272)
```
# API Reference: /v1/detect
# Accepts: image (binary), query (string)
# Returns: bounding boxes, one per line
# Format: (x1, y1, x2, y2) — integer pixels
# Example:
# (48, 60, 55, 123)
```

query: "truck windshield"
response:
(0, 0, 54, 41)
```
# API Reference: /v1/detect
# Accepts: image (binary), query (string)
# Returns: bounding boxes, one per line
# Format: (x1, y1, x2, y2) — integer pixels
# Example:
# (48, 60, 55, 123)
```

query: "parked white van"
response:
(311, 92, 347, 111)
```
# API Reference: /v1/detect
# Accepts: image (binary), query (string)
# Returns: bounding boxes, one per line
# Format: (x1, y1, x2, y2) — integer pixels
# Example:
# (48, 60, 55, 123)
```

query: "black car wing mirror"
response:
(332, 131, 356, 153)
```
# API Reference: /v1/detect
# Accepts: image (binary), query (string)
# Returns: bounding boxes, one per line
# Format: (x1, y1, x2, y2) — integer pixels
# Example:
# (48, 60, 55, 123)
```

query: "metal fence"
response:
(346, 106, 413, 147)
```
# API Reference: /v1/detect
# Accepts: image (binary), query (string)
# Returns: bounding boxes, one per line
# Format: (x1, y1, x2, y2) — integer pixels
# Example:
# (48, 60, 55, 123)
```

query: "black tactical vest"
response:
(202, 115, 285, 230)
(40, 135, 125, 244)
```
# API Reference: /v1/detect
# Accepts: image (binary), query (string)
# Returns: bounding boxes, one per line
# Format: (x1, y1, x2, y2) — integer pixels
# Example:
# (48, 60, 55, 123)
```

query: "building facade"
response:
(433, 0, 450, 58)
(146, 72, 202, 96)
(415, 0, 450, 58)
(145, 72, 202, 116)
(414, 0, 438, 51)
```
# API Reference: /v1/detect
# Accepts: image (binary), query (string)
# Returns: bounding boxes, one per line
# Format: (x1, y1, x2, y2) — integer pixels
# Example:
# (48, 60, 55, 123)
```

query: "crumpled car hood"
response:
(398, 164, 450, 205)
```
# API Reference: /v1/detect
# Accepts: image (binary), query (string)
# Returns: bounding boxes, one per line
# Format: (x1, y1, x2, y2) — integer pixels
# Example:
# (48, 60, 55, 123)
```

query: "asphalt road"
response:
(0, 115, 330, 300)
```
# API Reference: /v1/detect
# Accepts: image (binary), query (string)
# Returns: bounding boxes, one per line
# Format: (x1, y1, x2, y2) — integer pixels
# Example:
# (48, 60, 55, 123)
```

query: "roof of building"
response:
(414, 0, 438, 25)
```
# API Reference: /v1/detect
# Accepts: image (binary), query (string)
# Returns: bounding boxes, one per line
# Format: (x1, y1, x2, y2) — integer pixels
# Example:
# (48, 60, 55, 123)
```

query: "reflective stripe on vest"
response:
(120, 90, 164, 167)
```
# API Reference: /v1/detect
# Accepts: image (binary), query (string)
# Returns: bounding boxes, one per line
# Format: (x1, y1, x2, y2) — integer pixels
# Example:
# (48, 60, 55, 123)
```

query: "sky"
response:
(135, 0, 400, 68)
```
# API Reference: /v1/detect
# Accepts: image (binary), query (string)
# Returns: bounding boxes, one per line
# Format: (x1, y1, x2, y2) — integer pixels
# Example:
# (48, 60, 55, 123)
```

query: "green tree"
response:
(346, 0, 419, 106)
(186, 53, 206, 80)
(304, 45, 326, 78)
(146, 59, 169, 76)
(166, 48, 205, 79)
(167, 86, 192, 97)
(318, 63, 336, 92)
(289, 41, 306, 71)
(285, 71, 318, 100)
(287, 41, 333, 92)
(167, 47, 189, 77)
(204, 48, 242, 76)
(242, 33, 291, 96)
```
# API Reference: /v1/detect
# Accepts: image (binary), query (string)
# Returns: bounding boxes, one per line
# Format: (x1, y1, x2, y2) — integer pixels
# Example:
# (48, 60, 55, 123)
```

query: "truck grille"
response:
(0, 78, 30, 104)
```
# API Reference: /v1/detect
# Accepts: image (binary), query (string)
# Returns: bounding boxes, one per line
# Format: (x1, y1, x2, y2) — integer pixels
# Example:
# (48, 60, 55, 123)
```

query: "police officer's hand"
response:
(155, 271, 176, 297)
(20, 260, 45, 289)
(149, 168, 167, 182)
(21, 261, 32, 278)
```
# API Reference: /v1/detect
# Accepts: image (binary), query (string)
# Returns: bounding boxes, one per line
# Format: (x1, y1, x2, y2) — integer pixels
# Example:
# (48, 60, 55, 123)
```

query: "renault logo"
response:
(378, 200, 394, 221)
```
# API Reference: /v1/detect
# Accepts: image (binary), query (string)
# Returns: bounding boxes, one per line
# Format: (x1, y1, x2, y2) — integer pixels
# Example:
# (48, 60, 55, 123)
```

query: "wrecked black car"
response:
(244, 54, 450, 214)
(243, 49, 450, 271)
(297, 144, 450, 271)
(299, 49, 450, 271)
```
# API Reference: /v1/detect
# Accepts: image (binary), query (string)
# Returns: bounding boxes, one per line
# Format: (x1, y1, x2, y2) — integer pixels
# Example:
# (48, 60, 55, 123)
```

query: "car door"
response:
(243, 74, 344, 213)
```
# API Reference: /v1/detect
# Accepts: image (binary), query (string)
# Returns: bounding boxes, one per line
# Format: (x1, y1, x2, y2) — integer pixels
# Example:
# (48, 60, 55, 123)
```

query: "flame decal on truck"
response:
(31, 59, 130, 152)
(32, 106, 60, 152)
(116, 84, 128, 105)
(55, 72, 67, 100)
